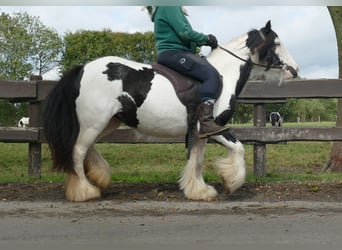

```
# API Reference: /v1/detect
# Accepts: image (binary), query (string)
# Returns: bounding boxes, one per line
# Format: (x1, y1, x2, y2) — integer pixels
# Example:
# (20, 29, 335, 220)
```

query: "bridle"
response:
(217, 30, 297, 77)
(218, 45, 281, 69)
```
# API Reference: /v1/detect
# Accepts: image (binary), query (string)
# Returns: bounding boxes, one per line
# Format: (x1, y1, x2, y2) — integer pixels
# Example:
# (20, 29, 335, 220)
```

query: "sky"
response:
(0, 4, 339, 80)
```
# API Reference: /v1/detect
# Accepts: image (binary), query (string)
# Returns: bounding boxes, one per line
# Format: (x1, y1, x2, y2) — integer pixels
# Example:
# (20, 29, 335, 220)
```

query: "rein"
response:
(218, 45, 283, 70)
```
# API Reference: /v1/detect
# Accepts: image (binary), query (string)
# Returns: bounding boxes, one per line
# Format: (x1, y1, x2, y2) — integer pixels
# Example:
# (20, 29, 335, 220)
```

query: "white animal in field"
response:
(18, 117, 30, 128)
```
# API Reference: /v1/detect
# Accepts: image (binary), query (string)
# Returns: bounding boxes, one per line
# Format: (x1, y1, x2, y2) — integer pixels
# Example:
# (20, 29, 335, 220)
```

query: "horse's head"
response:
(247, 20, 299, 82)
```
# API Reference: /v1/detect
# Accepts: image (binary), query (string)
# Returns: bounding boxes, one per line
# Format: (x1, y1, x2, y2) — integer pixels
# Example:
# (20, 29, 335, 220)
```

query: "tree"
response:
(0, 11, 63, 126)
(0, 12, 63, 79)
(325, 6, 342, 172)
(60, 30, 156, 71)
(0, 12, 32, 80)
(18, 12, 63, 76)
(232, 103, 253, 124)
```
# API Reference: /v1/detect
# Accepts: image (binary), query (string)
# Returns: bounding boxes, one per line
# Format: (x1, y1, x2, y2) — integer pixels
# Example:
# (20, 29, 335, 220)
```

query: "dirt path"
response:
(1, 181, 342, 203)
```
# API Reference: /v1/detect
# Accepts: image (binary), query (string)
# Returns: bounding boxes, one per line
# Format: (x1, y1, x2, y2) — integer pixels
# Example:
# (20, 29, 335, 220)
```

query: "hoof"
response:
(65, 174, 101, 202)
(182, 184, 218, 201)
(204, 195, 218, 202)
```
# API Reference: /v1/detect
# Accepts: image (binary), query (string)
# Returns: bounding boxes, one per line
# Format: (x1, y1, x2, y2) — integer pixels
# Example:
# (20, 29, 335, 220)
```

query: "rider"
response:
(146, 6, 228, 138)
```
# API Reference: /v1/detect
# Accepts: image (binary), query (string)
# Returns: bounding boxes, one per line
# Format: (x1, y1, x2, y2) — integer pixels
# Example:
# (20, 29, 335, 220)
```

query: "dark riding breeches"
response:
(157, 50, 221, 101)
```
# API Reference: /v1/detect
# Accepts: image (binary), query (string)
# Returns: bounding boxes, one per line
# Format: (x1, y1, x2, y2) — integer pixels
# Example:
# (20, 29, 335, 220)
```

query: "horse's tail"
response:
(43, 65, 84, 173)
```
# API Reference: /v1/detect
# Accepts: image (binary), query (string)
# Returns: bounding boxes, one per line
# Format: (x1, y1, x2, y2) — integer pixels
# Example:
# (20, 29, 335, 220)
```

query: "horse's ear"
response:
(265, 20, 272, 32)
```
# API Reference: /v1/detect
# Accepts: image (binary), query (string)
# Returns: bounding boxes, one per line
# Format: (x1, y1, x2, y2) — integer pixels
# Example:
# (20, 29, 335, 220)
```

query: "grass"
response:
(0, 141, 341, 184)
(0, 122, 341, 183)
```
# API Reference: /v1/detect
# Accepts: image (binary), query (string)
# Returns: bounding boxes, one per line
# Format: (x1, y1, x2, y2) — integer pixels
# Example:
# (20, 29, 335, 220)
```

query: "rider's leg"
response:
(158, 50, 228, 138)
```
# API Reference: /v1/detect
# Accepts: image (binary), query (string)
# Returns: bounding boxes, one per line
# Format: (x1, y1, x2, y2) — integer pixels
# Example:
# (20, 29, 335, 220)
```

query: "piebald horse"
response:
(43, 21, 298, 202)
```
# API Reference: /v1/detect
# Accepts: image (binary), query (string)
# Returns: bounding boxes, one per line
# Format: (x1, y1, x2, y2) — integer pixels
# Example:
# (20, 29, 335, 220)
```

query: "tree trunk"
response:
(325, 7, 342, 172)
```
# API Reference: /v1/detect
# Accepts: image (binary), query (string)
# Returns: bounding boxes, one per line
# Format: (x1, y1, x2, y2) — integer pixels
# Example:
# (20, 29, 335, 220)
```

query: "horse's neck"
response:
(207, 34, 252, 116)
(208, 33, 251, 81)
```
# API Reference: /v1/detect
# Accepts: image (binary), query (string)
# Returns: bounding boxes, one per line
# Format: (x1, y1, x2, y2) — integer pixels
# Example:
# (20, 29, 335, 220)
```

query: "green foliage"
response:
(0, 11, 63, 125)
(232, 103, 254, 123)
(22, 13, 63, 75)
(0, 11, 63, 80)
(265, 99, 337, 123)
(0, 100, 15, 126)
(60, 30, 156, 71)
(0, 101, 28, 126)
(0, 12, 32, 80)
(232, 99, 337, 124)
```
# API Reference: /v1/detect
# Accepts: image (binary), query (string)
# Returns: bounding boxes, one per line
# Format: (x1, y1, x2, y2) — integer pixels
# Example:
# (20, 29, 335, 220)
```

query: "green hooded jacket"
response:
(151, 6, 209, 54)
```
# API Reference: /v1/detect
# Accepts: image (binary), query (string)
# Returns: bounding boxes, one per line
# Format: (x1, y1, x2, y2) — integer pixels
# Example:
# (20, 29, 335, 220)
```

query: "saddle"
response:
(152, 63, 223, 158)
(152, 63, 202, 106)
(152, 63, 223, 106)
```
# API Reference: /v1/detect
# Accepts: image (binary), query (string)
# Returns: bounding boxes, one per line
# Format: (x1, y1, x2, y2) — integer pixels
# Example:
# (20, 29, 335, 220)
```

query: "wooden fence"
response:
(1, 78, 342, 177)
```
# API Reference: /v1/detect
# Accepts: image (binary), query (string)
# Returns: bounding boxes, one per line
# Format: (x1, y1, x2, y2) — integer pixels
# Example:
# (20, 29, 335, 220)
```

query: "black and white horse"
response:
(270, 111, 282, 127)
(43, 21, 298, 202)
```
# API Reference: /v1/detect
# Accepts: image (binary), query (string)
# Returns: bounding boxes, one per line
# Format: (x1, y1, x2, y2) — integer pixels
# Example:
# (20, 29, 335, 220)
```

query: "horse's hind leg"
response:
(84, 119, 121, 189)
(179, 138, 218, 201)
(65, 124, 112, 201)
(211, 134, 246, 194)
(65, 129, 102, 202)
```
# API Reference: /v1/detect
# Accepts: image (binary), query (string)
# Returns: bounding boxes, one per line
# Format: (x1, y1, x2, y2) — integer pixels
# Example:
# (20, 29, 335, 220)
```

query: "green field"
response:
(0, 121, 341, 183)
(1, 137, 341, 184)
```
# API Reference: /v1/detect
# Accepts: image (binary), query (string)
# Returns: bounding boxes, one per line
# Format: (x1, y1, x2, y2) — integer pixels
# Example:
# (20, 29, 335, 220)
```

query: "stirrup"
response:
(198, 126, 230, 139)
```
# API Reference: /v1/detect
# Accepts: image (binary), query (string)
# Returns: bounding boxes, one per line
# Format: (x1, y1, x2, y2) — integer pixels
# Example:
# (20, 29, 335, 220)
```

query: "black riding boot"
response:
(198, 102, 229, 139)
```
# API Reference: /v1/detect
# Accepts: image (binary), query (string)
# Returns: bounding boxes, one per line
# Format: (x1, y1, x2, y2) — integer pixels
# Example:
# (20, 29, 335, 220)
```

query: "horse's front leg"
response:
(179, 138, 217, 201)
(211, 134, 246, 194)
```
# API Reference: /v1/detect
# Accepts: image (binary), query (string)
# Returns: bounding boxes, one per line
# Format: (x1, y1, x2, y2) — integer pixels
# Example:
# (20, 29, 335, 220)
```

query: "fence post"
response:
(28, 76, 42, 177)
(253, 103, 267, 177)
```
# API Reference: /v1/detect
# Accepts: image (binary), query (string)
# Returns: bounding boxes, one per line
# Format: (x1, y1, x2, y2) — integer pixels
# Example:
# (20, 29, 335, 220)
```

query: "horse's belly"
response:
(135, 107, 188, 137)
(134, 81, 188, 138)
(136, 122, 187, 138)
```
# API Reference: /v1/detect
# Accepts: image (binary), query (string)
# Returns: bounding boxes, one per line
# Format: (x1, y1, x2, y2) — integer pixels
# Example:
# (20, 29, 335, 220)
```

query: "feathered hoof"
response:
(84, 149, 112, 190)
(65, 174, 101, 202)
(182, 184, 218, 201)
(86, 166, 111, 190)
(219, 171, 245, 195)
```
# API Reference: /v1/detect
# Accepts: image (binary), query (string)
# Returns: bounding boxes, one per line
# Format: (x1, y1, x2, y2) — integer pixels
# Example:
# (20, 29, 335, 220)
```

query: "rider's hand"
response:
(207, 34, 218, 49)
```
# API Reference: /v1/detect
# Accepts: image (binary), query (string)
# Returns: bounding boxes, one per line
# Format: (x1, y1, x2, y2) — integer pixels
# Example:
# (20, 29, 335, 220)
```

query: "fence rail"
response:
(1, 78, 342, 177)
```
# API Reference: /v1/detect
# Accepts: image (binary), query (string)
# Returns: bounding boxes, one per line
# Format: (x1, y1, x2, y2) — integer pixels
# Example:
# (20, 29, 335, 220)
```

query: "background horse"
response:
(270, 112, 282, 127)
(43, 21, 298, 202)
(18, 117, 30, 128)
